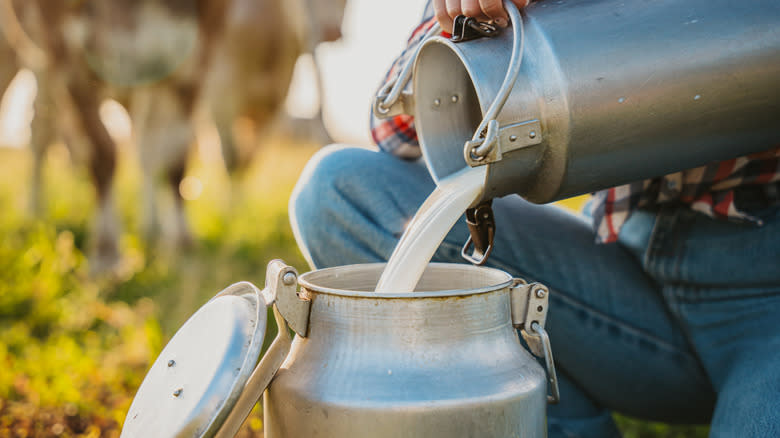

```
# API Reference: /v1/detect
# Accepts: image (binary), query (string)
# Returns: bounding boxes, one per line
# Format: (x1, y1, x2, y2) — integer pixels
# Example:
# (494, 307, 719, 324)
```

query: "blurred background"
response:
(0, 0, 706, 436)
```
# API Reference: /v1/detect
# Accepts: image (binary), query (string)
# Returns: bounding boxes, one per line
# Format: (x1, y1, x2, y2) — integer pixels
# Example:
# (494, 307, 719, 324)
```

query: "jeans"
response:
(289, 145, 780, 438)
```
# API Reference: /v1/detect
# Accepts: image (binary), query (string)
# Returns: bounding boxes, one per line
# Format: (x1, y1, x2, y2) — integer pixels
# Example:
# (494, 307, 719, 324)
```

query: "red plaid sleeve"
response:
(591, 146, 780, 243)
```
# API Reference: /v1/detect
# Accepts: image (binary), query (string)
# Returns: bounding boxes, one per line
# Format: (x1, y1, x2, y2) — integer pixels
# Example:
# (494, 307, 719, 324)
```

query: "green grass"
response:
(0, 140, 709, 437)
(0, 140, 310, 437)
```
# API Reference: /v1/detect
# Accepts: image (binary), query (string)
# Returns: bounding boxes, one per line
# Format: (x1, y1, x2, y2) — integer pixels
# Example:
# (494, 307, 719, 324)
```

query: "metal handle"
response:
(510, 281, 560, 404)
(464, 1, 526, 164)
(531, 322, 560, 404)
(215, 261, 310, 438)
(373, 22, 442, 118)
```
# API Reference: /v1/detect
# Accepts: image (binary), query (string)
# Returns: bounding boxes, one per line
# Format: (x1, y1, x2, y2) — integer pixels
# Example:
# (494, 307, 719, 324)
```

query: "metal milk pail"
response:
(121, 261, 558, 437)
(377, 0, 780, 204)
(264, 263, 553, 437)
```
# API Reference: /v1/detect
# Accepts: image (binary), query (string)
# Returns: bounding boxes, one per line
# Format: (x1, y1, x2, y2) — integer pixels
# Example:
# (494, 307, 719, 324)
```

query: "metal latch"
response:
(451, 15, 501, 42)
(461, 201, 495, 265)
(261, 260, 310, 337)
(510, 280, 560, 404)
(465, 119, 543, 167)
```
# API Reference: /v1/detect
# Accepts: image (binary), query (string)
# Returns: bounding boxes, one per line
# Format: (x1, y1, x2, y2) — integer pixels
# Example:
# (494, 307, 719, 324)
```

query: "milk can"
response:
(376, 0, 780, 204)
(121, 260, 559, 437)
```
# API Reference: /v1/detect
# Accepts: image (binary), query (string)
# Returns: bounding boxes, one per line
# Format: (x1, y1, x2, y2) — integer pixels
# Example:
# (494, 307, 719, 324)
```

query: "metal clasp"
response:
(461, 201, 495, 265)
(510, 280, 560, 404)
(451, 15, 501, 43)
(261, 260, 310, 337)
(465, 119, 543, 167)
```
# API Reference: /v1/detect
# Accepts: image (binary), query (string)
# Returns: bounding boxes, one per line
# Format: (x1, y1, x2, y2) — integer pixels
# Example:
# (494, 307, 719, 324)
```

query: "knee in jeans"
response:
(289, 145, 378, 258)
(292, 145, 370, 212)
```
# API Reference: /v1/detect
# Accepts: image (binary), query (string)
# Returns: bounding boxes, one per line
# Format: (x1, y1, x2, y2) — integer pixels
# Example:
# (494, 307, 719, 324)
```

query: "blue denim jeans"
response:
(289, 145, 780, 438)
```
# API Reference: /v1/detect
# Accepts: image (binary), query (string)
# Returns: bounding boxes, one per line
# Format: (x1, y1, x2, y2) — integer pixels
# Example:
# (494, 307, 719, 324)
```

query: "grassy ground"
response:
(0, 140, 708, 437)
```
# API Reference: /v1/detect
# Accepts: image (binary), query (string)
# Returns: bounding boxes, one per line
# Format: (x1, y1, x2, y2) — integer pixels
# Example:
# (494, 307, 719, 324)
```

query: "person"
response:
(289, 0, 780, 436)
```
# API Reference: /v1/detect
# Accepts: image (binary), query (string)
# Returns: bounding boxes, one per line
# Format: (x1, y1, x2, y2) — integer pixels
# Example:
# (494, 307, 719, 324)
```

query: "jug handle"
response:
(373, 22, 442, 119)
(215, 261, 310, 438)
(464, 0, 526, 164)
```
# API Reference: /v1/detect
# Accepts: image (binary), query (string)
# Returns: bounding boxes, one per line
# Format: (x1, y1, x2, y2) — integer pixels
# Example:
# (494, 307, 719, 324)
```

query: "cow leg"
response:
(129, 87, 161, 243)
(209, 67, 287, 175)
(206, 55, 244, 174)
(215, 100, 272, 175)
(169, 83, 197, 248)
(233, 108, 273, 171)
(132, 83, 194, 248)
(68, 78, 120, 273)
(166, 150, 192, 249)
(209, 85, 262, 175)
(28, 73, 54, 214)
(27, 70, 63, 214)
(212, 96, 241, 173)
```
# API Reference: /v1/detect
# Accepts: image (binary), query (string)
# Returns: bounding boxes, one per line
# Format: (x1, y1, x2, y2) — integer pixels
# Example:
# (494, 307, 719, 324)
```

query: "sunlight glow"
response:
(99, 99, 133, 142)
(179, 175, 203, 201)
(292, 0, 429, 145)
(285, 53, 321, 120)
(0, 69, 36, 148)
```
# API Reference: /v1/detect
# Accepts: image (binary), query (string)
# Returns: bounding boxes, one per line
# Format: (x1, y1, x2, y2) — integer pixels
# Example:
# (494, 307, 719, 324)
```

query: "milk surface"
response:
(375, 166, 487, 293)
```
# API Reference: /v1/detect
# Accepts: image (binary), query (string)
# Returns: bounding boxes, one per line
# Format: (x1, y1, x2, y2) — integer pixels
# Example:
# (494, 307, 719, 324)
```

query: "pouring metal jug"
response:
(377, 0, 780, 204)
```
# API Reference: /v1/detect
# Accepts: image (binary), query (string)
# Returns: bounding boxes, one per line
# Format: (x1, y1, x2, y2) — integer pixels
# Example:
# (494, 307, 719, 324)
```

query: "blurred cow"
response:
(0, 0, 346, 273)
(208, 0, 346, 172)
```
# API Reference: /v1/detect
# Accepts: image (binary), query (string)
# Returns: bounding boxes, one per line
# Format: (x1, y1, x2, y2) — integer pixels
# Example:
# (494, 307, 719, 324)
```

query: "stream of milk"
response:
(374, 166, 487, 293)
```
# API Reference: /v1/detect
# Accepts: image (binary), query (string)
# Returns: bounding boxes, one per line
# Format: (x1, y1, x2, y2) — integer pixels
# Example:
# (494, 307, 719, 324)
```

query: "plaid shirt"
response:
(370, 6, 780, 243)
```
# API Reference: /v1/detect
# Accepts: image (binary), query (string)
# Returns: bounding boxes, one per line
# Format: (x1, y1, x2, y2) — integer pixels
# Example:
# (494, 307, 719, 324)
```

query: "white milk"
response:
(375, 166, 487, 293)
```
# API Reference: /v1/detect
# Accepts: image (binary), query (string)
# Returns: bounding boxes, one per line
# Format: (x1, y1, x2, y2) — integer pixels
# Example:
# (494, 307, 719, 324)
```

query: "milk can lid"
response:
(120, 282, 267, 438)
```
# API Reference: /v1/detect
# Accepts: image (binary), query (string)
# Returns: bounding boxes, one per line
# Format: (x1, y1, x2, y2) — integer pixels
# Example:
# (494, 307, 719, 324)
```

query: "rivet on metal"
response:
(529, 131, 537, 139)
(173, 388, 183, 397)
(451, 95, 459, 103)
(509, 135, 518, 142)
(283, 272, 297, 286)
(167, 360, 175, 368)
(433, 98, 441, 107)
(535, 288, 546, 298)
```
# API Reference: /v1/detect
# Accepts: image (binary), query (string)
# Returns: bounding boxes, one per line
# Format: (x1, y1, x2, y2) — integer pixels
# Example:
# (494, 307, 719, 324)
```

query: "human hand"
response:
(432, 0, 531, 33)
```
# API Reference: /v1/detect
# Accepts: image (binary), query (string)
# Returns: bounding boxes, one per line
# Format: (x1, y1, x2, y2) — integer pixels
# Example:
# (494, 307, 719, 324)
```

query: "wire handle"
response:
(464, 1, 526, 163)
(373, 23, 442, 118)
